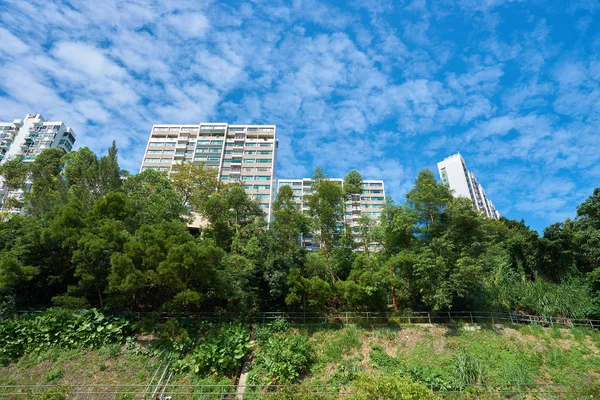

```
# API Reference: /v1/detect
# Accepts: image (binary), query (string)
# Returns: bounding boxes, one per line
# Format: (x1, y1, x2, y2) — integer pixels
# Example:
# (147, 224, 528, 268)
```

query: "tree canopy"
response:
(0, 146, 599, 319)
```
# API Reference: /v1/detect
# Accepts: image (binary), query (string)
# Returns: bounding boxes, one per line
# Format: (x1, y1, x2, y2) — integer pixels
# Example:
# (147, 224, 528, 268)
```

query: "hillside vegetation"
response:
(1, 309, 600, 399)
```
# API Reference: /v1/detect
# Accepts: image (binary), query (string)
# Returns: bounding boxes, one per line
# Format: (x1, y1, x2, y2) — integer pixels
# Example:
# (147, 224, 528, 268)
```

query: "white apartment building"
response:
(140, 123, 277, 221)
(0, 114, 76, 213)
(437, 153, 500, 219)
(277, 178, 386, 250)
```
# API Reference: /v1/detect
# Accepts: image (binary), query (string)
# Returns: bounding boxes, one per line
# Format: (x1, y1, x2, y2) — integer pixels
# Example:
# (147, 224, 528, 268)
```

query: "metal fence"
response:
(0, 384, 351, 399)
(123, 310, 600, 329)
(0, 383, 596, 399)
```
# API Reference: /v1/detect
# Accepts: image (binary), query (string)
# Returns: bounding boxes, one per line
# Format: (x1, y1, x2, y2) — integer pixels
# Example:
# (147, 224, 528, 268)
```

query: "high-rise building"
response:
(277, 178, 386, 250)
(0, 113, 75, 164)
(140, 123, 277, 220)
(437, 153, 500, 219)
(0, 113, 76, 213)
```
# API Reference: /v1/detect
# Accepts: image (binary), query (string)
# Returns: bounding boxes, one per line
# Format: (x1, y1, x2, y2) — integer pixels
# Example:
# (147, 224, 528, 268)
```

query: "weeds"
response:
(453, 350, 485, 386)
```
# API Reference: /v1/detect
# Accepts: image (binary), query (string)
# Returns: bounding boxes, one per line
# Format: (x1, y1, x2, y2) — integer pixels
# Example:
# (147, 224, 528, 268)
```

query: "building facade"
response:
(437, 153, 500, 219)
(0, 113, 76, 213)
(140, 123, 277, 220)
(277, 178, 386, 250)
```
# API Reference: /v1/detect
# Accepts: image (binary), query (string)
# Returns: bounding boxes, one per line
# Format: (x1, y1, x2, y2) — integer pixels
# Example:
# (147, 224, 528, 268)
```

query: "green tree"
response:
(406, 169, 452, 231)
(122, 169, 189, 230)
(170, 161, 221, 212)
(272, 185, 310, 252)
(305, 168, 345, 283)
(0, 158, 29, 211)
(25, 149, 68, 217)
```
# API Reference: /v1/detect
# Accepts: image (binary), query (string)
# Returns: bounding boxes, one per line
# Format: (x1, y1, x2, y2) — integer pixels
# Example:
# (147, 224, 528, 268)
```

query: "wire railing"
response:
(0, 384, 351, 399)
(0, 383, 597, 399)
(118, 310, 600, 329)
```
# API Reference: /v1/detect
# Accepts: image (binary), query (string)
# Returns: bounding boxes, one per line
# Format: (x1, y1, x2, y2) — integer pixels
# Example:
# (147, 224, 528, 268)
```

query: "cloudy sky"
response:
(0, 0, 598, 232)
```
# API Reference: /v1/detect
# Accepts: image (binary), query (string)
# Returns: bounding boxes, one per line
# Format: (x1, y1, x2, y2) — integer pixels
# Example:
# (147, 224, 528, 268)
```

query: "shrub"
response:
(256, 318, 291, 344)
(40, 385, 68, 400)
(44, 367, 63, 382)
(369, 345, 402, 373)
(182, 323, 250, 376)
(0, 308, 130, 364)
(352, 372, 439, 399)
(254, 332, 313, 383)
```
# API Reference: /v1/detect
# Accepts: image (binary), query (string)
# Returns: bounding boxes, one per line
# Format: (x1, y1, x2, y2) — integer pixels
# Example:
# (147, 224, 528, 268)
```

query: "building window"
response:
(149, 142, 164, 147)
(244, 159, 255, 163)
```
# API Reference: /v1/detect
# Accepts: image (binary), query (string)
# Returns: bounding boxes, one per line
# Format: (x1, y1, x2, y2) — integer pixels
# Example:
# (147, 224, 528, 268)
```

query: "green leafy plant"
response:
(254, 331, 313, 383)
(369, 345, 403, 373)
(0, 308, 130, 364)
(255, 318, 291, 344)
(44, 367, 63, 382)
(181, 323, 250, 376)
(352, 371, 439, 399)
(40, 385, 68, 400)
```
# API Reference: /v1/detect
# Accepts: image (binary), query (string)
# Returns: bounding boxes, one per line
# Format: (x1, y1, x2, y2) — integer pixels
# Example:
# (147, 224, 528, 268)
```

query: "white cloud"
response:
(165, 13, 209, 38)
(0, 27, 29, 55)
(54, 42, 126, 79)
(0, 0, 597, 230)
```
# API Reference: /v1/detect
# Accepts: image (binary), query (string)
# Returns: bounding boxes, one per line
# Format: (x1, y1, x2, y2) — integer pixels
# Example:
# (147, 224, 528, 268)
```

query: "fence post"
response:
(428, 312, 432, 325)
(447, 311, 451, 323)
(590, 320, 594, 329)
(346, 312, 349, 325)
(262, 313, 265, 324)
(303, 312, 306, 325)
(367, 312, 370, 324)
(408, 314, 411, 324)
(470, 312, 474, 324)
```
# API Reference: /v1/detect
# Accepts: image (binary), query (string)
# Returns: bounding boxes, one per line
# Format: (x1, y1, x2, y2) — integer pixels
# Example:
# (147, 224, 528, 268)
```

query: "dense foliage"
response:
(1, 145, 599, 319)
(0, 308, 129, 365)
(179, 323, 251, 376)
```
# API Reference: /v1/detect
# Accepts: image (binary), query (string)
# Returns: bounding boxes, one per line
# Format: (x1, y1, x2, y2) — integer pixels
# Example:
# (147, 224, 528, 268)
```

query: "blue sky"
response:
(0, 0, 598, 232)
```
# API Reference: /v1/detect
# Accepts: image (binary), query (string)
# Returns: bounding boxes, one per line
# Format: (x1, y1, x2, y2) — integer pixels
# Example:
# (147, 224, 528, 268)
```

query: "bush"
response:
(352, 372, 438, 399)
(254, 332, 313, 383)
(0, 308, 130, 364)
(44, 367, 63, 382)
(256, 319, 291, 344)
(181, 323, 250, 376)
(40, 385, 68, 400)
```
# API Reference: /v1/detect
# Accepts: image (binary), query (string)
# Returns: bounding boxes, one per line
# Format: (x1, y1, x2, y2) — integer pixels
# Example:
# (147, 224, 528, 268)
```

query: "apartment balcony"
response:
(177, 136, 188, 142)
(24, 136, 34, 143)
(0, 142, 8, 150)
(175, 143, 187, 149)
(174, 153, 185, 159)
(20, 143, 30, 150)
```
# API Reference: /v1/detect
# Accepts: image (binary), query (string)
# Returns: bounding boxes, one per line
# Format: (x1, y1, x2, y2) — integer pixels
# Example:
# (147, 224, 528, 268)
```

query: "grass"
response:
(303, 322, 600, 398)
(2, 322, 600, 399)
